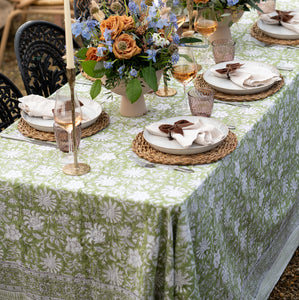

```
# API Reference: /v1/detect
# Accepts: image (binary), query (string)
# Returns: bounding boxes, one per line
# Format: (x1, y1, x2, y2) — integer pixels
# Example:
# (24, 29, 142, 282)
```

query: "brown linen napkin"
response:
(212, 62, 281, 88)
(260, 9, 299, 34)
(146, 119, 225, 148)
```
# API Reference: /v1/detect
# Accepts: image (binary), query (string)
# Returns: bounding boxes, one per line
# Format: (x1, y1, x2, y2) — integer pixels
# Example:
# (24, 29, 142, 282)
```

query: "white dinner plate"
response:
(21, 98, 102, 132)
(257, 16, 299, 40)
(203, 60, 280, 95)
(143, 116, 229, 155)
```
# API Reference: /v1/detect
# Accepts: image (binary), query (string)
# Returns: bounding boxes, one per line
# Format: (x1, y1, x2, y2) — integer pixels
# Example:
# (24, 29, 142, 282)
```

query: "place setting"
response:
(132, 87, 238, 166)
(195, 59, 285, 102)
(251, 7, 299, 47)
(16, 91, 109, 144)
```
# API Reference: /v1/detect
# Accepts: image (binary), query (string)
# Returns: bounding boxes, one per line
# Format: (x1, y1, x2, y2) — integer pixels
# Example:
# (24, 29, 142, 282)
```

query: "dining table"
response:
(0, 2, 298, 299)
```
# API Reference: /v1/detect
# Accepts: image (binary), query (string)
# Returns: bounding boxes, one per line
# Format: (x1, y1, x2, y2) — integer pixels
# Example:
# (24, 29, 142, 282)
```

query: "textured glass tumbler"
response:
(188, 88, 214, 117)
(212, 39, 235, 64)
(257, 0, 276, 15)
(54, 123, 81, 153)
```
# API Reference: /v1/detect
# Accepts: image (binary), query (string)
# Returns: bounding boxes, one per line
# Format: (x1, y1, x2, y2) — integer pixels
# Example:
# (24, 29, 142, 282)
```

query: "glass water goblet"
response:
(53, 89, 82, 159)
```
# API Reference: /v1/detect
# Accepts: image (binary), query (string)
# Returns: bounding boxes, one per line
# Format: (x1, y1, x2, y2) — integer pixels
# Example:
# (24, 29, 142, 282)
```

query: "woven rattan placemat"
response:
(132, 131, 238, 165)
(251, 22, 299, 46)
(194, 74, 284, 102)
(18, 111, 110, 142)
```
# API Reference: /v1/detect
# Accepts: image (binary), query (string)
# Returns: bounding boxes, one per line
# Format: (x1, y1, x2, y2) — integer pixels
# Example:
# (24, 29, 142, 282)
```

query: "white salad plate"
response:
(143, 116, 229, 155)
(257, 16, 299, 40)
(21, 98, 102, 133)
(203, 60, 280, 95)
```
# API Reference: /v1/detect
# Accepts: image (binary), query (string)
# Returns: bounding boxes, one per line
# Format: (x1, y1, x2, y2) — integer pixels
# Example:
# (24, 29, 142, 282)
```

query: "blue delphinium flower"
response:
(156, 18, 169, 29)
(118, 65, 125, 78)
(128, 0, 139, 14)
(146, 49, 157, 63)
(173, 0, 179, 6)
(97, 46, 107, 57)
(82, 26, 92, 40)
(130, 69, 138, 77)
(171, 52, 179, 64)
(104, 61, 113, 69)
(172, 33, 180, 45)
(71, 20, 83, 37)
(169, 13, 178, 30)
(140, 0, 147, 11)
(86, 19, 98, 31)
(227, 0, 239, 6)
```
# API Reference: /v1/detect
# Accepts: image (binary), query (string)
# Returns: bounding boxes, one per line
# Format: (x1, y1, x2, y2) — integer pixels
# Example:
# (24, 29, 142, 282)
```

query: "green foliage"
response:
(126, 79, 142, 103)
(90, 80, 102, 100)
(142, 67, 158, 92)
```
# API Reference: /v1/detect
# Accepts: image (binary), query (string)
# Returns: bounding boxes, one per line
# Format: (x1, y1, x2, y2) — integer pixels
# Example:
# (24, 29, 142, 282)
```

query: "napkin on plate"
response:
(18, 95, 55, 119)
(146, 119, 225, 148)
(260, 10, 299, 34)
(212, 62, 281, 89)
(18, 94, 89, 120)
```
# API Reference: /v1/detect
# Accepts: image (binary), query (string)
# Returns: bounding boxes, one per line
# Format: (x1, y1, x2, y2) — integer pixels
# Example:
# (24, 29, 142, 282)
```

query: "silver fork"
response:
(130, 153, 194, 173)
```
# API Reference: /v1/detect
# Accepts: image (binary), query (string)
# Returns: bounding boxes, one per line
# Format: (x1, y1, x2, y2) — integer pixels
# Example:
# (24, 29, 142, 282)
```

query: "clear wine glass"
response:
(194, 5, 218, 65)
(53, 89, 82, 156)
(171, 46, 198, 110)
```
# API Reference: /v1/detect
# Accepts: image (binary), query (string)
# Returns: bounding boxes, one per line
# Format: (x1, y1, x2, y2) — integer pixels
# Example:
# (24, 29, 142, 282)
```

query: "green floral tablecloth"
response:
(0, 3, 298, 299)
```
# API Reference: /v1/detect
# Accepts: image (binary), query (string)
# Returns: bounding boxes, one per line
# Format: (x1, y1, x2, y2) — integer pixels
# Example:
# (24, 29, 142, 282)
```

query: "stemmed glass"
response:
(53, 89, 82, 159)
(194, 6, 218, 64)
(171, 46, 198, 110)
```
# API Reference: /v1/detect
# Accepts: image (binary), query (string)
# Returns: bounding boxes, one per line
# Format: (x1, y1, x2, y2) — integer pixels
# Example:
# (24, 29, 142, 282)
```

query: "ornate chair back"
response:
(0, 73, 22, 131)
(14, 20, 79, 98)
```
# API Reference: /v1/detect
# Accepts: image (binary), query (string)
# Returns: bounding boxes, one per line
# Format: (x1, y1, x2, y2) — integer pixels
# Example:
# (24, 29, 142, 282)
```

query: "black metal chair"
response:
(14, 20, 80, 98)
(0, 73, 22, 131)
(74, 0, 127, 20)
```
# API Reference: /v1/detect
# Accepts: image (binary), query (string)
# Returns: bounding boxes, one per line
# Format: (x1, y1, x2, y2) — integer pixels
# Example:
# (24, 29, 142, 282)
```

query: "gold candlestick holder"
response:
(63, 68, 90, 176)
(155, 73, 177, 97)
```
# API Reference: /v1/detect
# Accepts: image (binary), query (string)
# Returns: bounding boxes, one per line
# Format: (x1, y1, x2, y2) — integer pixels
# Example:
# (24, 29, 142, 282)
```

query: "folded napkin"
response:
(18, 95, 56, 119)
(146, 119, 225, 148)
(212, 62, 281, 89)
(18, 95, 89, 120)
(260, 10, 299, 34)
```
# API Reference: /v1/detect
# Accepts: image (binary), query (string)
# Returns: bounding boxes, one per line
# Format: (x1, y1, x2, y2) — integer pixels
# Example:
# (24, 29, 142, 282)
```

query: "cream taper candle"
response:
(64, 0, 75, 69)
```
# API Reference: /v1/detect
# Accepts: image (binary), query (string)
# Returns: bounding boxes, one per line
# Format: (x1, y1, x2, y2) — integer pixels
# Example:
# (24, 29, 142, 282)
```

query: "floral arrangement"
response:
(192, 0, 263, 12)
(72, 0, 185, 103)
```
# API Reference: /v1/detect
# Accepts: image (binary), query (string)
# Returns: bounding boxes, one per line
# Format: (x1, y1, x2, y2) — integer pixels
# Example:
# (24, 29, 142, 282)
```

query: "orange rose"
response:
(120, 16, 135, 31)
(113, 34, 141, 59)
(100, 15, 124, 40)
(85, 46, 106, 61)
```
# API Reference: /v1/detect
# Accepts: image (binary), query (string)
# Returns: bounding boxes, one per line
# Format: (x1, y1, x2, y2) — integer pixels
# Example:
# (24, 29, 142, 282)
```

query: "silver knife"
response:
(0, 133, 57, 148)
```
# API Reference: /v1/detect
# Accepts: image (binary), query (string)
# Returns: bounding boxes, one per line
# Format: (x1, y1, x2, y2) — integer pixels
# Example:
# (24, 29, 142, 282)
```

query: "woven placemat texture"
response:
(194, 74, 284, 102)
(251, 22, 299, 46)
(18, 111, 110, 142)
(132, 131, 238, 165)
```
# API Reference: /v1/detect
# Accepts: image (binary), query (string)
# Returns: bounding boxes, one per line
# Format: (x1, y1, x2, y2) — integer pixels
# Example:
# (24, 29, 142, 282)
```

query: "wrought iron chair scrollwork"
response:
(14, 20, 79, 98)
(0, 73, 22, 131)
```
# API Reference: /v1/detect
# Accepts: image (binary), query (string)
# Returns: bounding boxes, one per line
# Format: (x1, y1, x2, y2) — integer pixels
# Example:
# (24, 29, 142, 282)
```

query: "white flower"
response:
(103, 266, 124, 285)
(35, 188, 57, 211)
(23, 211, 44, 231)
(66, 237, 83, 254)
(5, 224, 21, 241)
(122, 168, 147, 178)
(127, 249, 142, 268)
(41, 252, 62, 273)
(175, 270, 192, 293)
(196, 237, 210, 259)
(85, 224, 106, 244)
(152, 33, 169, 47)
(100, 199, 122, 223)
